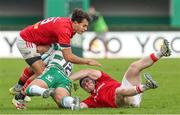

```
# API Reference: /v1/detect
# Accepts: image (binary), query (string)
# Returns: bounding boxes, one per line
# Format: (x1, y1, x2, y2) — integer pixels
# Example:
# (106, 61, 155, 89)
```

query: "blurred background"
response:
(0, 0, 180, 30)
(0, 1, 180, 114)
(0, 0, 180, 58)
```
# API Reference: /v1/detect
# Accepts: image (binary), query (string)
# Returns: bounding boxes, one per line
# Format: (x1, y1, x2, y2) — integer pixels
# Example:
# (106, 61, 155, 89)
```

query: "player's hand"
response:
(86, 59, 102, 66)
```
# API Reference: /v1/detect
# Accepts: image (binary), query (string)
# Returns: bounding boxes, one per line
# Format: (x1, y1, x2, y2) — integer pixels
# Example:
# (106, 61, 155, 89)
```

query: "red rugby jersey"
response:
(82, 72, 121, 108)
(20, 17, 76, 47)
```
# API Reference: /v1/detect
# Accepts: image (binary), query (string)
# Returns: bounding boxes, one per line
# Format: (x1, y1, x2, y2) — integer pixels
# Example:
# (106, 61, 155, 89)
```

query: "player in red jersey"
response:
(13, 8, 101, 108)
(16, 8, 101, 77)
(70, 39, 171, 108)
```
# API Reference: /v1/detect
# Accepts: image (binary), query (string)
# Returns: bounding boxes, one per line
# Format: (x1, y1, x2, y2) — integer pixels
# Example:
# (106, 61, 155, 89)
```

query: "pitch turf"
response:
(0, 58, 180, 114)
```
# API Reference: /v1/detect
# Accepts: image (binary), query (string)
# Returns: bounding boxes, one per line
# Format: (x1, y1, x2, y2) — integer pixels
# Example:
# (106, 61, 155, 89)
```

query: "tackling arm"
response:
(70, 69, 101, 81)
(61, 48, 101, 66)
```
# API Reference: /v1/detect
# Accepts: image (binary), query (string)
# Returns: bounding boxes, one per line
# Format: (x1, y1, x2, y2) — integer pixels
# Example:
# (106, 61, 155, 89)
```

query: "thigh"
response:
(121, 77, 142, 107)
(122, 63, 141, 86)
(16, 36, 40, 59)
(29, 79, 48, 88)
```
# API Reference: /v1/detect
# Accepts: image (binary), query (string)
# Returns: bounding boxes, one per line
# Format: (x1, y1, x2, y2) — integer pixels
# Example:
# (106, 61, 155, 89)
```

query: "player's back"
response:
(20, 17, 73, 45)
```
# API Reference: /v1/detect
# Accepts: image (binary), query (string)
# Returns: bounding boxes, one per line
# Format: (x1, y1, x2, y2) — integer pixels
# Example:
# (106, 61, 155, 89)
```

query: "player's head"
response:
(71, 8, 90, 34)
(79, 77, 96, 93)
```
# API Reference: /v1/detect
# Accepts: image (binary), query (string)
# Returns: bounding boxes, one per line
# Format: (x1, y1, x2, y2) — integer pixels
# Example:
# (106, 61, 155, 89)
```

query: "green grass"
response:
(0, 58, 180, 114)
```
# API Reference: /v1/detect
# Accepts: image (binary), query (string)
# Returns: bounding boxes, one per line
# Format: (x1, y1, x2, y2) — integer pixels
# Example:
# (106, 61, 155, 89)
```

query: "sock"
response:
(15, 92, 25, 100)
(60, 96, 74, 108)
(26, 85, 46, 96)
(18, 67, 34, 86)
(22, 78, 33, 92)
(150, 52, 162, 62)
(136, 84, 150, 94)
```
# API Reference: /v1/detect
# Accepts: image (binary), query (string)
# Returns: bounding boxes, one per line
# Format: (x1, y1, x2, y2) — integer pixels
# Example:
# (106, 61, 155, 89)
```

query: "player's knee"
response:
(54, 94, 62, 104)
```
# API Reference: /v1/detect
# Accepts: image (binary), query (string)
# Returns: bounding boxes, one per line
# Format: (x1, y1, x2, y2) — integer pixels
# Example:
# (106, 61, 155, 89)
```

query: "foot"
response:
(12, 98, 26, 110)
(24, 96, 31, 102)
(160, 39, 171, 57)
(144, 73, 158, 89)
(71, 97, 80, 110)
(42, 88, 55, 98)
(9, 85, 31, 102)
(9, 84, 22, 95)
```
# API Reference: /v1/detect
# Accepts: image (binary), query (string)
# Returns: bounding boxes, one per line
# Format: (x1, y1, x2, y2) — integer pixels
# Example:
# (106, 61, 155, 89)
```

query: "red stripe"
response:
(26, 42, 28, 48)
(30, 42, 33, 48)
(26, 42, 33, 48)
(136, 85, 143, 93)
(28, 42, 31, 48)
(22, 79, 32, 92)
(150, 53, 159, 62)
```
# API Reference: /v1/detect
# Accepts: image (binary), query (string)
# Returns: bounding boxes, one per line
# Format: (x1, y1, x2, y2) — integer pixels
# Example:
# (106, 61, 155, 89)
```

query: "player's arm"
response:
(58, 29, 101, 66)
(61, 47, 101, 66)
(70, 69, 101, 81)
(80, 102, 88, 108)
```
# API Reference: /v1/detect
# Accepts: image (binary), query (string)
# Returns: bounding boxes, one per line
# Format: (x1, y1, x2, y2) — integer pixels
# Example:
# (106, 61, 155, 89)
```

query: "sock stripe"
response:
(136, 85, 143, 94)
(25, 87, 33, 96)
(22, 79, 32, 92)
(150, 53, 159, 62)
(18, 67, 33, 85)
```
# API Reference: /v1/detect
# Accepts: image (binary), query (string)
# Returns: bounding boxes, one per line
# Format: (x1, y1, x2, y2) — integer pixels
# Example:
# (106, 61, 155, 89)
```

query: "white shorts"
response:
(121, 77, 142, 107)
(16, 34, 40, 59)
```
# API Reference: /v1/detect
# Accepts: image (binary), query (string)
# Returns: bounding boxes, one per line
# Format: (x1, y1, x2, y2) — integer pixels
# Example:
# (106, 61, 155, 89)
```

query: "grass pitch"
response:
(0, 58, 180, 114)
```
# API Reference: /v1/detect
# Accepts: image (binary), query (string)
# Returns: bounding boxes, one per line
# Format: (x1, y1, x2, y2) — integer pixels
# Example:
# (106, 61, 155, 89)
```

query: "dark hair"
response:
(71, 8, 90, 23)
(79, 77, 96, 88)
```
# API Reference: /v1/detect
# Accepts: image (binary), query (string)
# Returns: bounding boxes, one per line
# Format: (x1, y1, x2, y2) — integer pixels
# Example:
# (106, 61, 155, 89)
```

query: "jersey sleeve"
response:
(82, 96, 98, 108)
(97, 71, 112, 82)
(57, 28, 71, 48)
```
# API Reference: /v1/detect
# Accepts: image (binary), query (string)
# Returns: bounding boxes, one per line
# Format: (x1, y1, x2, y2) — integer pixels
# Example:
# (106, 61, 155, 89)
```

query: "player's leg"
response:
(13, 37, 46, 105)
(116, 72, 158, 105)
(12, 67, 52, 110)
(10, 50, 52, 101)
(10, 45, 52, 95)
(124, 39, 171, 85)
(16, 36, 46, 76)
(52, 88, 80, 110)
(116, 39, 171, 107)
(25, 67, 58, 97)
(9, 67, 33, 95)
(12, 74, 38, 105)
(12, 78, 49, 110)
(25, 79, 49, 97)
(51, 69, 79, 110)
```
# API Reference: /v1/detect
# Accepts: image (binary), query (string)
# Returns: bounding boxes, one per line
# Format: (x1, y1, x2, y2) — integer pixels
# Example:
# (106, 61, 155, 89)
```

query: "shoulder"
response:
(97, 71, 112, 81)
(56, 18, 73, 33)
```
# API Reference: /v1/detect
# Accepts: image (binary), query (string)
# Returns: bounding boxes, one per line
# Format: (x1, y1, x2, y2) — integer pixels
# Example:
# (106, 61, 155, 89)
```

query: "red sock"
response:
(18, 67, 34, 86)
(150, 53, 159, 62)
(22, 78, 32, 92)
(136, 85, 143, 94)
